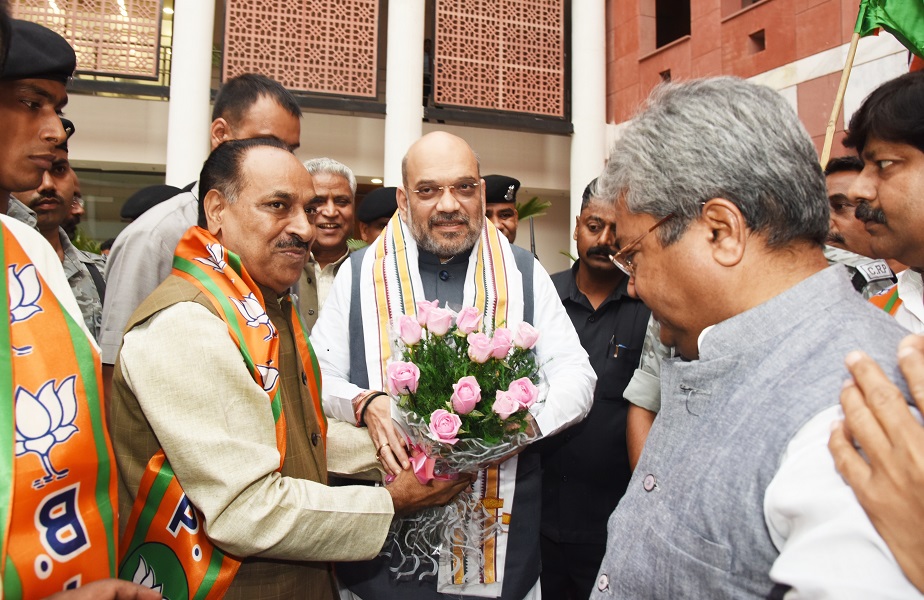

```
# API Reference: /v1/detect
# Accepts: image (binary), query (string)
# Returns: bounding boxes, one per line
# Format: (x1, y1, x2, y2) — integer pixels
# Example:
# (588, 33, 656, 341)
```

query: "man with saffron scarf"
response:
(0, 14, 156, 599)
(311, 131, 595, 599)
(110, 138, 470, 599)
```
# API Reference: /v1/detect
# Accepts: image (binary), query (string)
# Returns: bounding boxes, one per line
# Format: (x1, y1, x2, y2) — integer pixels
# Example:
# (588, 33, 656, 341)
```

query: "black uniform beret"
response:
(483, 174, 520, 205)
(120, 184, 182, 221)
(1, 19, 75, 83)
(357, 187, 398, 223)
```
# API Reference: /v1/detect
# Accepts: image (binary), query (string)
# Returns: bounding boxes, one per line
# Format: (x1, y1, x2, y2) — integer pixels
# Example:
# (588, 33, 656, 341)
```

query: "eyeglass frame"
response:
(609, 212, 676, 276)
(410, 180, 482, 201)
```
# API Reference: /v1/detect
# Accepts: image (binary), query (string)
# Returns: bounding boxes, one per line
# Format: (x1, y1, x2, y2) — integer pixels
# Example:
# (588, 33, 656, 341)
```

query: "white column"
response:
(569, 0, 607, 256)
(383, 1, 425, 186)
(165, 0, 216, 187)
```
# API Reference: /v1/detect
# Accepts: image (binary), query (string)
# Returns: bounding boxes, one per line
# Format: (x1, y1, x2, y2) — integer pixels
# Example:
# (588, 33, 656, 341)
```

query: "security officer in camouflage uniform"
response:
(11, 118, 107, 340)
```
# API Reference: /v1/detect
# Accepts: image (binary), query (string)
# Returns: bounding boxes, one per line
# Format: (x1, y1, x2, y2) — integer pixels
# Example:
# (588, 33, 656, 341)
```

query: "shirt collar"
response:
(417, 246, 474, 265)
(562, 259, 631, 306)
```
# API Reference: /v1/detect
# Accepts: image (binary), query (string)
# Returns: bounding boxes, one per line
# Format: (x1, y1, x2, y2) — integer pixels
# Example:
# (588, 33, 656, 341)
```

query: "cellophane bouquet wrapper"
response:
(378, 303, 546, 583)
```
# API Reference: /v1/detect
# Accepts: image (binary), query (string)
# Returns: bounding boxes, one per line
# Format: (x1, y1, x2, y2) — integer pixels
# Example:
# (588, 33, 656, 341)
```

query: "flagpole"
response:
(820, 32, 861, 170)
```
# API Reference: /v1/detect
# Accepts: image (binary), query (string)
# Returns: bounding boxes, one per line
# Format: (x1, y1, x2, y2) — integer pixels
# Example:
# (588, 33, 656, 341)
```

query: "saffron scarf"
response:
(118, 227, 324, 598)
(0, 221, 116, 597)
(358, 213, 524, 595)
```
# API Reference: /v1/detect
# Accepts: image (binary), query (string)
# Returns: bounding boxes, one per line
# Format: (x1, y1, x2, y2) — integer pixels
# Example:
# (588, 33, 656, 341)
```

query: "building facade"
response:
(11, 0, 910, 272)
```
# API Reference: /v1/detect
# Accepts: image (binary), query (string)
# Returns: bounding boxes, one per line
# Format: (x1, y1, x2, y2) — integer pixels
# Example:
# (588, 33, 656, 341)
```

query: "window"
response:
(655, 0, 690, 48)
(748, 29, 766, 54)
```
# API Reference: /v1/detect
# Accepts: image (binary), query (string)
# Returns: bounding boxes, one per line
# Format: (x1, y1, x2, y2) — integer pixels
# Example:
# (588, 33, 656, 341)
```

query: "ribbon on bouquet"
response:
(384, 442, 459, 485)
(408, 444, 459, 485)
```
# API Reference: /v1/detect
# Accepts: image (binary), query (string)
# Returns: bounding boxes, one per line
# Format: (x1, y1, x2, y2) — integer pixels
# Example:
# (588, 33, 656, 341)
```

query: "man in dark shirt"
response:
(540, 180, 650, 600)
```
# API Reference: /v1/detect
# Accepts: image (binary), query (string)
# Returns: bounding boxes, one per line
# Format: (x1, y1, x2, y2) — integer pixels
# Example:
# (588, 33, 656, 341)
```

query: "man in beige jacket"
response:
(110, 138, 468, 599)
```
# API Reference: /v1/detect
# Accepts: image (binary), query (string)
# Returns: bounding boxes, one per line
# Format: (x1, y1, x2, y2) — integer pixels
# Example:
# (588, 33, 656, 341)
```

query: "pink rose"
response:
(507, 377, 539, 409)
(429, 409, 462, 445)
(490, 327, 513, 359)
(451, 376, 481, 414)
(456, 306, 483, 335)
(514, 322, 540, 349)
(386, 361, 420, 396)
(492, 390, 520, 420)
(428, 307, 454, 336)
(416, 300, 439, 327)
(398, 315, 422, 346)
(467, 332, 493, 363)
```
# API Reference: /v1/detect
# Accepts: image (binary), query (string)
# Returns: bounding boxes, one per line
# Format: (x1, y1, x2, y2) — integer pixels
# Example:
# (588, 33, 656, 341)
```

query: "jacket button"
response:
(306, 277, 312, 284)
(597, 574, 609, 591)
(643, 474, 657, 492)
(302, 372, 308, 385)
(311, 433, 320, 446)
(439, 270, 450, 281)
(308, 309, 315, 315)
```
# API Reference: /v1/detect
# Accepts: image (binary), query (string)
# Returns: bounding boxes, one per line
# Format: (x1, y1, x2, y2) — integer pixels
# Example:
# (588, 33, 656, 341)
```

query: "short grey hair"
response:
(598, 77, 828, 247)
(302, 157, 357, 195)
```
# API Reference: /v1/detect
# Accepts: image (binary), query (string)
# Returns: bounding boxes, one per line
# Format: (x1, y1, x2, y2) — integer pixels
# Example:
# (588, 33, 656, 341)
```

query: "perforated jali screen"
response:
(223, 0, 379, 97)
(434, 0, 565, 117)
(11, 0, 163, 79)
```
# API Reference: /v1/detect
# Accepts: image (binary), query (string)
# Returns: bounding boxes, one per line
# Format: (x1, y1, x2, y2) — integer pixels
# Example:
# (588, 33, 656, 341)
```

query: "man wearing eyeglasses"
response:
(311, 131, 594, 600)
(624, 154, 907, 470)
(62, 184, 83, 238)
(590, 78, 917, 598)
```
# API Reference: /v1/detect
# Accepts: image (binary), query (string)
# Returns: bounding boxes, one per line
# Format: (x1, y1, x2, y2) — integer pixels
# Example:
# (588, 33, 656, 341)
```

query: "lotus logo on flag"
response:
(8, 263, 43, 324)
(231, 293, 276, 341)
(257, 363, 280, 393)
(194, 243, 228, 273)
(14, 376, 79, 489)
(132, 556, 165, 597)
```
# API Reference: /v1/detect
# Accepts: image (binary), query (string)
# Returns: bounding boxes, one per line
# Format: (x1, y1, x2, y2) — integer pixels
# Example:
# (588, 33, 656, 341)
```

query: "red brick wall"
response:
(607, 0, 861, 156)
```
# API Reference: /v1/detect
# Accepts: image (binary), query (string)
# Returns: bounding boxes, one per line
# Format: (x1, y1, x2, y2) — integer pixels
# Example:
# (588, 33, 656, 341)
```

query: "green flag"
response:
(855, 0, 924, 58)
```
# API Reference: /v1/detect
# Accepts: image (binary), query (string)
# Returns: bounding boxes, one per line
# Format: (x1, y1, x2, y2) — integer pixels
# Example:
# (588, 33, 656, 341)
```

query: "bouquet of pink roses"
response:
(388, 301, 543, 473)
(381, 301, 546, 581)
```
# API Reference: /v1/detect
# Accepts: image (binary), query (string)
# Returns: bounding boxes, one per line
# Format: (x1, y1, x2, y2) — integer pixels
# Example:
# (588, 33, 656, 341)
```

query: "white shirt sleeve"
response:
(310, 255, 365, 423)
(528, 260, 596, 437)
(120, 301, 394, 561)
(311, 255, 597, 433)
(765, 405, 922, 599)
